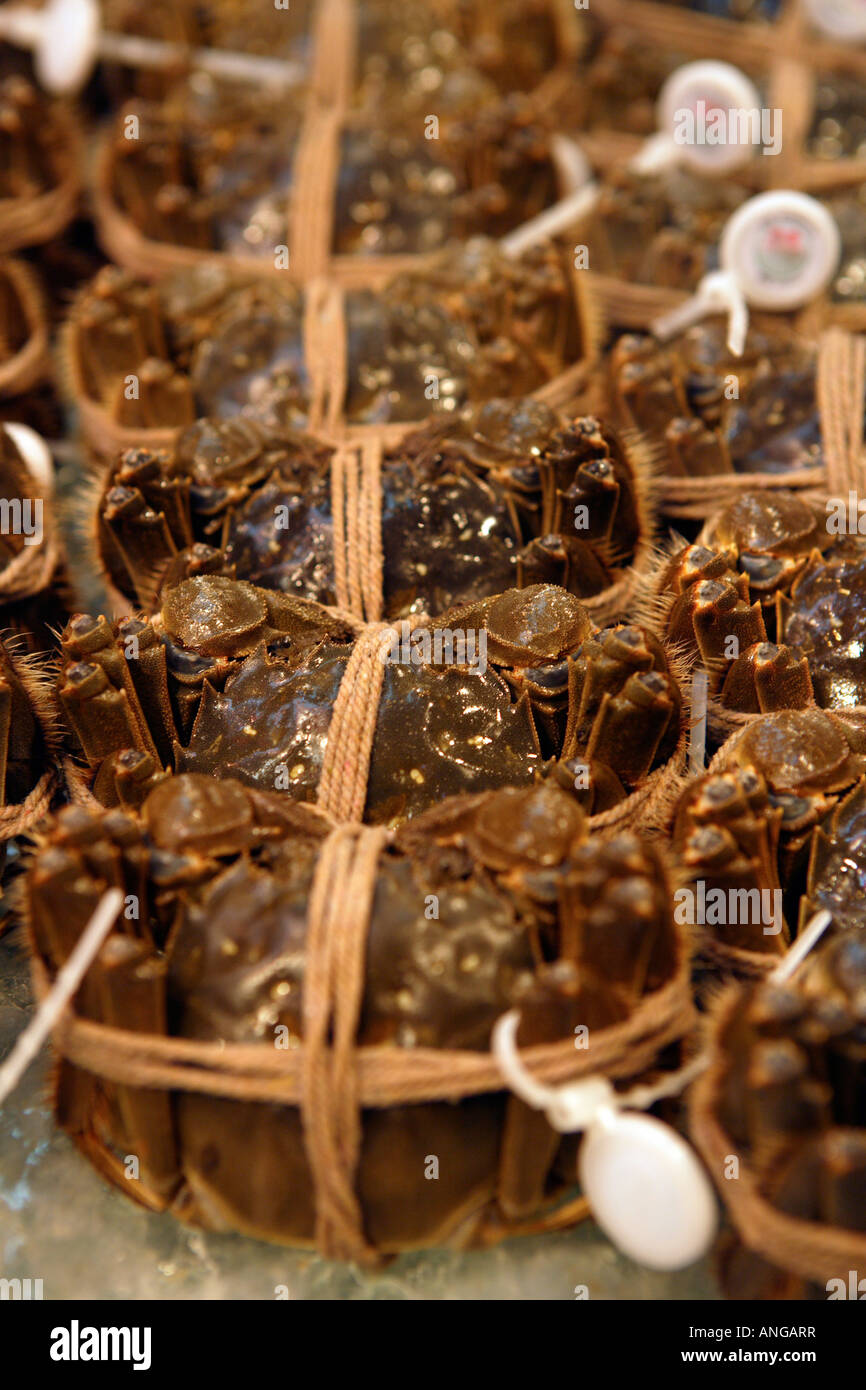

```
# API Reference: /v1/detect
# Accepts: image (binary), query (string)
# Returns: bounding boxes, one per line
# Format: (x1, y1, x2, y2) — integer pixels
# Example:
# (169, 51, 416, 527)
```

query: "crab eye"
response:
(739, 553, 786, 587)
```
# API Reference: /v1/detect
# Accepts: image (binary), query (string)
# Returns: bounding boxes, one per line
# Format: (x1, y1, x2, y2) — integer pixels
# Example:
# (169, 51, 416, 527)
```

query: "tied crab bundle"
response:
(671, 706, 866, 975)
(645, 481, 866, 740)
(0, 635, 61, 876)
(592, 324, 865, 519)
(62, 247, 595, 462)
(98, 0, 577, 112)
(91, 405, 658, 627)
(690, 930, 866, 1298)
(21, 771, 693, 1258)
(92, 0, 583, 289)
(54, 578, 687, 830)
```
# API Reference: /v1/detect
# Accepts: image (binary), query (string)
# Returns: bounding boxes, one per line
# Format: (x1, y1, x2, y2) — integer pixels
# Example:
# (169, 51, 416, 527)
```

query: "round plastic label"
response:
(801, 0, 866, 41)
(658, 60, 765, 174)
(720, 191, 841, 311)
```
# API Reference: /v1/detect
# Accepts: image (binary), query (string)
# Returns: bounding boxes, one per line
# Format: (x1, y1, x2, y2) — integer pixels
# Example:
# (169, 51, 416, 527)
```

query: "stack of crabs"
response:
(1, 0, 865, 1293)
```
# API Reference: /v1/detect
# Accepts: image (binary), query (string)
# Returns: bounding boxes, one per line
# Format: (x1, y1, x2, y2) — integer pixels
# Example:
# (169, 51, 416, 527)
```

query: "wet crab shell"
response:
(90, 406, 657, 625)
(95, 63, 570, 278)
(592, 321, 827, 519)
(671, 707, 866, 969)
(62, 244, 591, 459)
(647, 490, 866, 727)
(22, 772, 685, 1251)
(54, 578, 686, 826)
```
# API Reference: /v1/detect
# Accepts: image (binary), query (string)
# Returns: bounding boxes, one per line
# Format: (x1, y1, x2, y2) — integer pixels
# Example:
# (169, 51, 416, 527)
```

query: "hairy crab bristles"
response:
(23, 772, 682, 1247)
(64, 244, 584, 441)
(648, 490, 866, 715)
(673, 708, 866, 964)
(90, 407, 655, 620)
(54, 579, 685, 824)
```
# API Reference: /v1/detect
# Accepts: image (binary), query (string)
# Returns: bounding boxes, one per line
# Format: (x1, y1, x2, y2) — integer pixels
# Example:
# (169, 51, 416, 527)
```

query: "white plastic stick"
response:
(689, 668, 709, 775)
(500, 183, 599, 260)
(652, 269, 749, 357)
(770, 909, 832, 984)
(0, 888, 123, 1107)
(630, 130, 679, 176)
(0, 0, 304, 95)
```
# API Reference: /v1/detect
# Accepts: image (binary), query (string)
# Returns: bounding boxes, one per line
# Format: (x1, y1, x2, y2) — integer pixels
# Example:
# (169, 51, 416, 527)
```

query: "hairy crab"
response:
(23, 771, 684, 1249)
(653, 490, 866, 715)
(692, 928, 866, 1299)
(105, 77, 561, 262)
(55, 578, 684, 824)
(604, 322, 823, 485)
(92, 406, 651, 619)
(672, 707, 866, 961)
(65, 244, 585, 440)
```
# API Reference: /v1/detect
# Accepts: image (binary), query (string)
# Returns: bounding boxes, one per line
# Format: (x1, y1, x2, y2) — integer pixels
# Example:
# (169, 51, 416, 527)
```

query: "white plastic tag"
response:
(632, 61, 765, 176)
(3, 423, 54, 495)
(801, 0, 866, 40)
(653, 191, 841, 355)
(491, 1012, 718, 1272)
(36, 0, 101, 95)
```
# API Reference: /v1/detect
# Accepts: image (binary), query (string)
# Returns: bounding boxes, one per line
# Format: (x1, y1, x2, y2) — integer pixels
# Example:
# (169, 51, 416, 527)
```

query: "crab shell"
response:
(54, 578, 686, 826)
(672, 708, 866, 967)
(63, 244, 588, 458)
(90, 406, 656, 625)
(600, 322, 823, 504)
(98, 64, 565, 269)
(648, 490, 866, 723)
(23, 772, 684, 1251)
(690, 928, 866, 1295)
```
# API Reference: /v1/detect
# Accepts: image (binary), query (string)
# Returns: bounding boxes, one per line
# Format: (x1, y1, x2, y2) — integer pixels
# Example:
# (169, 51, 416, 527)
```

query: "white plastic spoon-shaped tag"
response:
(632, 61, 763, 176)
(578, 1107, 718, 1272)
(35, 0, 101, 96)
(491, 1012, 718, 1271)
(801, 0, 866, 40)
(2, 423, 54, 495)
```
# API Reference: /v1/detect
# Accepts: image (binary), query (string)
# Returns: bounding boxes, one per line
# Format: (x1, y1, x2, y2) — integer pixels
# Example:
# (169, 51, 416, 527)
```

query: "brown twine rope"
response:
(315, 622, 391, 823)
(301, 822, 387, 1262)
(0, 438, 61, 605)
(0, 107, 81, 256)
(690, 985, 866, 1284)
(0, 768, 56, 842)
(35, 948, 694, 1111)
(330, 438, 384, 622)
(0, 259, 50, 398)
(303, 278, 347, 437)
(654, 328, 866, 519)
(817, 327, 866, 498)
